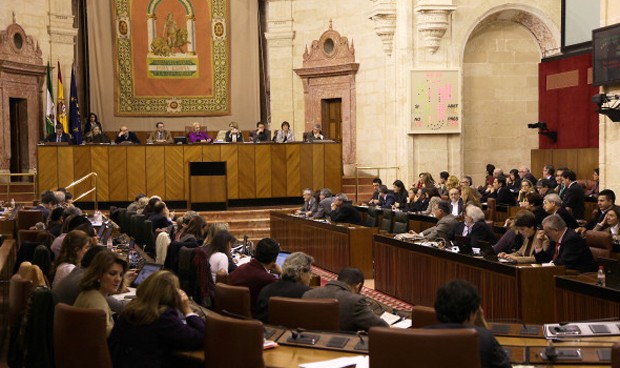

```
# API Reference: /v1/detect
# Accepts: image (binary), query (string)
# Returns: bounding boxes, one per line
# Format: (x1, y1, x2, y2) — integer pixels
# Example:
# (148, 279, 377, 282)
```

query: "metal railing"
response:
(65, 172, 99, 211)
(0, 171, 38, 204)
(354, 165, 400, 203)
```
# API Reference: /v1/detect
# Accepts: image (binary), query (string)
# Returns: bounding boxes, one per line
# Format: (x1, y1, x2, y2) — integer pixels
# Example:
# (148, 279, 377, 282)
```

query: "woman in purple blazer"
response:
(108, 271, 205, 368)
(188, 122, 212, 143)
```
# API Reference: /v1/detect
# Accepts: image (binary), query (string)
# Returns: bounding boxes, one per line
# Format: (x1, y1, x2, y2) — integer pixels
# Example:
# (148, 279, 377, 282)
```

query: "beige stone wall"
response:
(267, 0, 561, 187)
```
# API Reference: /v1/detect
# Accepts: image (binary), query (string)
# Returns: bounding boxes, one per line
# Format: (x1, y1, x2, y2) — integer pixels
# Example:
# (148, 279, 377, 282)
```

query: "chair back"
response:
(9, 274, 33, 326)
(214, 283, 252, 319)
(612, 341, 620, 368)
(17, 229, 43, 248)
(17, 210, 43, 231)
(584, 230, 612, 261)
(369, 327, 480, 367)
(380, 209, 394, 233)
(410, 305, 439, 328)
(54, 303, 112, 368)
(364, 206, 379, 227)
(392, 211, 409, 233)
(142, 219, 156, 256)
(485, 197, 497, 222)
(269, 297, 339, 331)
(204, 312, 265, 368)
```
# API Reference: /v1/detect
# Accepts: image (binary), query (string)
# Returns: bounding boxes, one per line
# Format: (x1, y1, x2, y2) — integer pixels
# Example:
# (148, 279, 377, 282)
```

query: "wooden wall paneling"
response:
(238, 145, 256, 199)
(270, 145, 287, 197)
(553, 149, 578, 173)
(312, 144, 325, 191)
(286, 145, 301, 197)
(530, 149, 554, 179)
(145, 146, 165, 198)
(108, 147, 128, 201)
(57, 146, 74, 188)
(72, 147, 92, 201)
(324, 144, 342, 193)
(90, 146, 110, 201)
(255, 145, 272, 198)
(183, 146, 203, 201)
(576, 148, 598, 180)
(202, 145, 221, 162)
(299, 144, 314, 191)
(220, 145, 238, 199)
(126, 146, 146, 201)
(37, 147, 58, 194)
(164, 146, 184, 200)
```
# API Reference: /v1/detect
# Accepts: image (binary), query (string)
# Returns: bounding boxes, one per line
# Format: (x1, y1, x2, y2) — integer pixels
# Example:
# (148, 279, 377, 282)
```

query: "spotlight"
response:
(528, 121, 557, 143)
(592, 93, 620, 122)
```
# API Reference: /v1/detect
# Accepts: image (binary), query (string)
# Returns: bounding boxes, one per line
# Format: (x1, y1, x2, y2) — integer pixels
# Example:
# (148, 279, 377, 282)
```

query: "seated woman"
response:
(51, 230, 93, 288)
(74, 250, 127, 335)
(108, 271, 205, 368)
(585, 168, 600, 197)
(255, 252, 313, 323)
(187, 122, 212, 143)
(498, 210, 548, 263)
(224, 121, 243, 142)
(461, 185, 481, 208)
(592, 206, 620, 242)
(517, 179, 535, 205)
(204, 230, 237, 282)
(84, 112, 100, 136)
(275, 121, 295, 143)
(85, 125, 110, 144)
(175, 215, 206, 244)
(451, 205, 496, 246)
(391, 180, 409, 210)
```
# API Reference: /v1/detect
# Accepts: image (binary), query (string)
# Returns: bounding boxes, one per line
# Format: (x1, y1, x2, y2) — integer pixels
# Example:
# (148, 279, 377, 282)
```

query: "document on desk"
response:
(299, 355, 368, 368)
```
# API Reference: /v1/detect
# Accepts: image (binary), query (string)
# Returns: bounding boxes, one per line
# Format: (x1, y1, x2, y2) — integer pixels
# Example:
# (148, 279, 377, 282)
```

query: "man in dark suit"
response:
(414, 200, 458, 241)
(534, 214, 597, 273)
(367, 177, 382, 205)
(542, 193, 579, 229)
(489, 176, 516, 206)
(451, 205, 496, 246)
(296, 188, 318, 217)
(377, 185, 396, 208)
(448, 187, 464, 217)
(115, 126, 141, 144)
(560, 169, 585, 219)
(45, 123, 71, 143)
(304, 124, 324, 142)
(313, 188, 334, 219)
(428, 280, 511, 368)
(583, 189, 616, 231)
(250, 121, 270, 142)
(303, 267, 388, 332)
(330, 193, 361, 225)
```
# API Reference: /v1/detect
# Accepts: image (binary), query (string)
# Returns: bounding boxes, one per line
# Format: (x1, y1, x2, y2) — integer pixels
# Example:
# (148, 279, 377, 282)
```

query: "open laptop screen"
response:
(275, 251, 291, 268)
(130, 263, 163, 288)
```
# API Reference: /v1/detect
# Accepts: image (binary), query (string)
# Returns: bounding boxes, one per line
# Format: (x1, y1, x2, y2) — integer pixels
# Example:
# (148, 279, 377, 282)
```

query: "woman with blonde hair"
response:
(51, 230, 94, 288)
(225, 121, 243, 142)
(461, 185, 482, 208)
(74, 250, 128, 335)
(188, 122, 212, 143)
(203, 222, 230, 246)
(517, 179, 536, 205)
(108, 271, 205, 368)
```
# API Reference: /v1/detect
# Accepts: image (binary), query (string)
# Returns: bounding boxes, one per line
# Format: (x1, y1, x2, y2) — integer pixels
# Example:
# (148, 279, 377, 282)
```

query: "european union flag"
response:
(69, 64, 82, 145)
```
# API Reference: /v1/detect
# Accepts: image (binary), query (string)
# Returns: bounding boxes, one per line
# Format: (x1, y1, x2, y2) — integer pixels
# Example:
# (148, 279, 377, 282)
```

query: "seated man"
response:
(448, 188, 463, 217)
(534, 214, 597, 272)
(582, 189, 616, 231)
(560, 169, 585, 220)
(251, 121, 270, 142)
(45, 123, 71, 143)
(489, 176, 517, 206)
(313, 188, 334, 219)
(428, 280, 511, 368)
(304, 124, 324, 142)
(377, 185, 396, 209)
(410, 200, 458, 241)
(34, 190, 60, 223)
(229, 238, 281, 316)
(542, 193, 579, 229)
(115, 126, 141, 144)
(303, 267, 388, 332)
(367, 177, 382, 206)
(329, 193, 361, 225)
(451, 205, 496, 246)
(296, 188, 318, 217)
(147, 122, 174, 144)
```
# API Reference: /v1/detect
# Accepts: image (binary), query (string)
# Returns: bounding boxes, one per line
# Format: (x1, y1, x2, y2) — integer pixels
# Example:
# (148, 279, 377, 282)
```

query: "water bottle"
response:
(10, 198, 15, 208)
(597, 266, 606, 287)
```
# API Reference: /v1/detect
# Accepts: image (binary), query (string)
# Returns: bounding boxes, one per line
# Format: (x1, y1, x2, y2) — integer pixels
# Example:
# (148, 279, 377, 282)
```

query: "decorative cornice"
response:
(48, 12, 78, 46)
(415, 3, 456, 54)
(369, 0, 396, 56)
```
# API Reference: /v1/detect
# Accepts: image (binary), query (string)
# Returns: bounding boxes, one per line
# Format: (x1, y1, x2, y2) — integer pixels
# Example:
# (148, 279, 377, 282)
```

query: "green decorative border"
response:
(113, 0, 230, 116)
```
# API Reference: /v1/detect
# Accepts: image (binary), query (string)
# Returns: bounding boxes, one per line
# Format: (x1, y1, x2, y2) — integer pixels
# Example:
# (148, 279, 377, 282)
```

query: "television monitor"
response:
(593, 23, 620, 86)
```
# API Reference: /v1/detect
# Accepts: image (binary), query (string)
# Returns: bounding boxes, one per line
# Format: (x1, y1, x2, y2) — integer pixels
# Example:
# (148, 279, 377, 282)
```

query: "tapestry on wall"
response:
(112, 0, 230, 116)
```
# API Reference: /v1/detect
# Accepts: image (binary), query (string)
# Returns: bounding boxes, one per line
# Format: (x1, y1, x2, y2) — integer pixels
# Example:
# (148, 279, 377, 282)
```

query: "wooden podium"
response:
(188, 162, 227, 210)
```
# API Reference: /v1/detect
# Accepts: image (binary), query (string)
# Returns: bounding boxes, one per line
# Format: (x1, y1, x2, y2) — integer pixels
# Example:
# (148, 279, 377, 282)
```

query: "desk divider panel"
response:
(164, 146, 185, 200)
(255, 145, 272, 198)
(57, 146, 74, 187)
(145, 146, 165, 198)
(126, 146, 146, 201)
(108, 146, 128, 201)
(183, 145, 203, 202)
(270, 145, 287, 197)
(238, 145, 256, 199)
(286, 145, 301, 197)
(37, 146, 59, 192)
(299, 144, 314, 191)
(91, 146, 109, 201)
(324, 144, 342, 194)
(220, 145, 238, 199)
(73, 146, 93, 201)
(311, 144, 325, 192)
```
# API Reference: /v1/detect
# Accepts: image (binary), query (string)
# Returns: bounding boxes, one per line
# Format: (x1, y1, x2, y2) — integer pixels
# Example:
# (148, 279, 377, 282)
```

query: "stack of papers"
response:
(299, 356, 368, 368)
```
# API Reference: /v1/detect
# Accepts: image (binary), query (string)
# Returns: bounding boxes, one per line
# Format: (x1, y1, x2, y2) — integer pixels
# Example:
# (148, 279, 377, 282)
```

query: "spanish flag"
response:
(56, 61, 68, 133)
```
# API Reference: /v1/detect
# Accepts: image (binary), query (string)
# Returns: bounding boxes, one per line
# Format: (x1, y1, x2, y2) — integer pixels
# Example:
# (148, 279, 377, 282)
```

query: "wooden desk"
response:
(373, 234, 566, 324)
(555, 274, 620, 322)
(36, 143, 342, 202)
(270, 212, 376, 277)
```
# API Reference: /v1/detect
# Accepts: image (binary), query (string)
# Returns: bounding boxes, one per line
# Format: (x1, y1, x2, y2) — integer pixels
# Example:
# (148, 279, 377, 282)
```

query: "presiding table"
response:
(373, 234, 566, 324)
(270, 212, 376, 277)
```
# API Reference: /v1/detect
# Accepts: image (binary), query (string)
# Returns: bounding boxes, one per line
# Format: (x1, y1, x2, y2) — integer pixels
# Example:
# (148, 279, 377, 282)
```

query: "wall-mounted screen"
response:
(593, 23, 620, 86)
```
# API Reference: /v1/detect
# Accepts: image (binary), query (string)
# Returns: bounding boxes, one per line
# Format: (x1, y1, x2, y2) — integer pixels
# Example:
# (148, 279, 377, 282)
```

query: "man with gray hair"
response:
(542, 193, 578, 229)
(305, 124, 324, 142)
(313, 188, 334, 219)
(330, 193, 361, 225)
(450, 205, 496, 246)
(410, 200, 458, 241)
(254, 252, 314, 323)
(296, 188, 317, 217)
(534, 214, 597, 272)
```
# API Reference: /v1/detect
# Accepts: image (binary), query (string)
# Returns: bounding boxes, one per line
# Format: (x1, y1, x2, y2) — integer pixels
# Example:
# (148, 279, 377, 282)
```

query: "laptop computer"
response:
(130, 263, 163, 288)
(599, 257, 620, 289)
(477, 240, 498, 261)
(97, 221, 109, 238)
(453, 235, 473, 255)
(174, 136, 187, 144)
(100, 225, 113, 247)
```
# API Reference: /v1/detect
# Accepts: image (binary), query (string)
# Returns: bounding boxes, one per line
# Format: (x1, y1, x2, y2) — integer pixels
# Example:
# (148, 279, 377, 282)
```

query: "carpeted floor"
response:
(311, 266, 413, 311)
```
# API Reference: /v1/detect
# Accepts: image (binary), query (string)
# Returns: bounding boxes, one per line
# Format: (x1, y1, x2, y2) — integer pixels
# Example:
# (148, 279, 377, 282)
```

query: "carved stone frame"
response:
(294, 24, 359, 170)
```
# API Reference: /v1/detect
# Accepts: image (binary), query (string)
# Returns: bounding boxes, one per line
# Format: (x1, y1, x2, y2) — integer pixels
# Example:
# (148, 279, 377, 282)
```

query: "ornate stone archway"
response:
(0, 21, 45, 177)
(294, 23, 359, 172)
